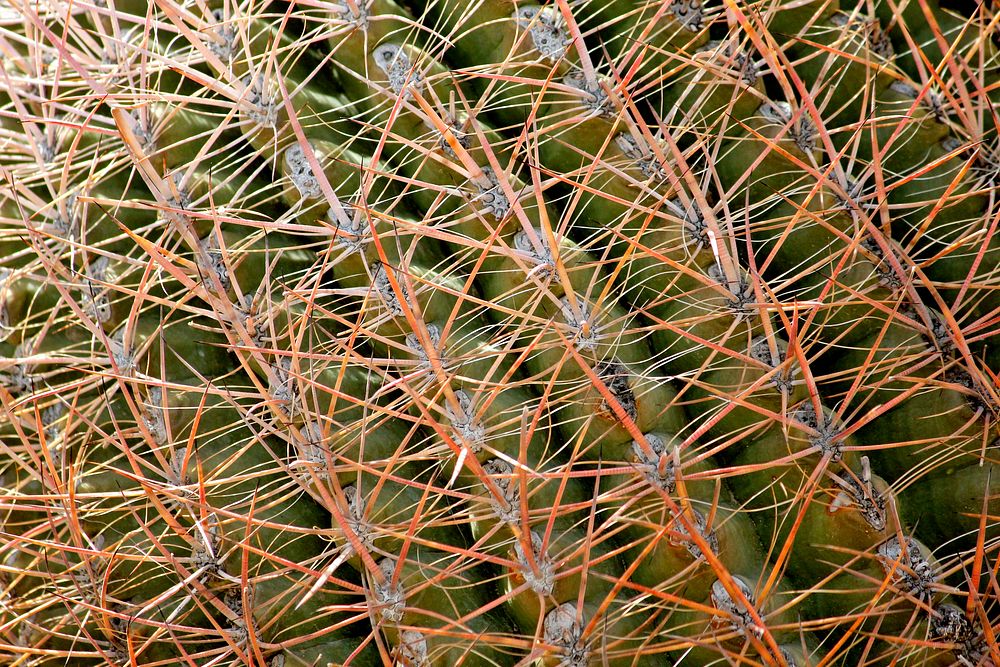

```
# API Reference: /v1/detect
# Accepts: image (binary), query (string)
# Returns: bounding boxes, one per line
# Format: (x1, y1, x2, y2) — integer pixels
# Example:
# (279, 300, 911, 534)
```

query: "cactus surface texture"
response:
(2, 0, 1000, 665)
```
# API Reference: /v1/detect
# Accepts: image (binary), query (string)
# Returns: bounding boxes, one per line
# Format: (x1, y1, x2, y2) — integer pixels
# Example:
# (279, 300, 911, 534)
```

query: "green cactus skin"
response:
(3, 0, 1000, 665)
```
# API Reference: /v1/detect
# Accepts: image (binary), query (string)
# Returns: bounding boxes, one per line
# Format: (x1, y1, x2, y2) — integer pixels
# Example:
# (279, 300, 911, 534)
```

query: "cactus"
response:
(2, 0, 1000, 665)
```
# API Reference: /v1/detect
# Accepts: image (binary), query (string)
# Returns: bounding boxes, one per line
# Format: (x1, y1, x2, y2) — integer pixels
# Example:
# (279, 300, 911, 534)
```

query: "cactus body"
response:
(3, 0, 1000, 665)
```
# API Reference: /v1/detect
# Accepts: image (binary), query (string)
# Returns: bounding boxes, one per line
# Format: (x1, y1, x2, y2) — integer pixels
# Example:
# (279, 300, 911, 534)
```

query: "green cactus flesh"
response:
(2, 0, 999, 665)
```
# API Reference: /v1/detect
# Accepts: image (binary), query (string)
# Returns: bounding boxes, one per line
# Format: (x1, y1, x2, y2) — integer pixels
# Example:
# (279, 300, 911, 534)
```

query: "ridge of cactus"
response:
(2, 0, 1000, 665)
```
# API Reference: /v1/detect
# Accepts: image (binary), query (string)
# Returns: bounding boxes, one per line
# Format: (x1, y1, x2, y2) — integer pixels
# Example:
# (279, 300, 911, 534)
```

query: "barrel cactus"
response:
(1, 0, 998, 664)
